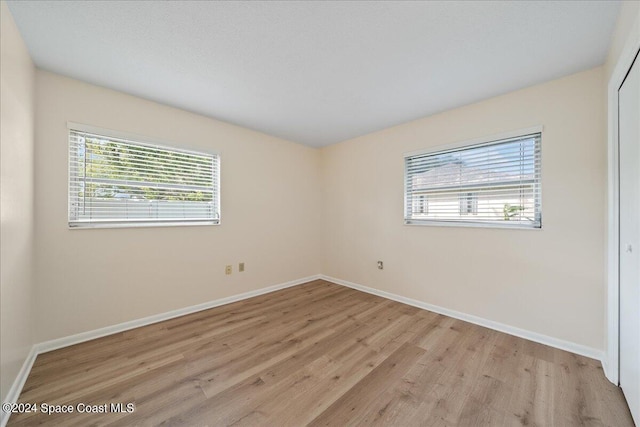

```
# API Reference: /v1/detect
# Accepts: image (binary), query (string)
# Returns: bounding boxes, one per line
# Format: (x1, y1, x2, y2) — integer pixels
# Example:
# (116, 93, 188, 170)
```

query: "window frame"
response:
(403, 126, 542, 230)
(67, 122, 221, 229)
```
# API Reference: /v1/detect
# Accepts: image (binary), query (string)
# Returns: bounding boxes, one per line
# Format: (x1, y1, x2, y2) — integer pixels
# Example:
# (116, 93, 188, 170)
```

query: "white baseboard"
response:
(0, 274, 321, 427)
(602, 358, 612, 383)
(0, 346, 38, 427)
(321, 275, 605, 362)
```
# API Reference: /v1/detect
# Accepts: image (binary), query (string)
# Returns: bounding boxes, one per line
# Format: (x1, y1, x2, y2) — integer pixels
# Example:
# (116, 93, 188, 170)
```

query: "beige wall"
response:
(34, 71, 322, 342)
(0, 1, 36, 400)
(321, 67, 606, 350)
(605, 1, 640, 82)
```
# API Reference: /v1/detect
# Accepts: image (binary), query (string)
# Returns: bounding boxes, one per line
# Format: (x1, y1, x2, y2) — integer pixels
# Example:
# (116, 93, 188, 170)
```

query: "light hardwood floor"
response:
(8, 280, 633, 426)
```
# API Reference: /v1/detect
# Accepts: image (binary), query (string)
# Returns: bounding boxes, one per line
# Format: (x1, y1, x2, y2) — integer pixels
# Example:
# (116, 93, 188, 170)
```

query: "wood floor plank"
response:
(7, 280, 634, 426)
(307, 342, 428, 426)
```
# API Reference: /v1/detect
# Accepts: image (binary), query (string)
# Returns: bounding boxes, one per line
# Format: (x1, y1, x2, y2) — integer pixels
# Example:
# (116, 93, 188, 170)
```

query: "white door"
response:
(619, 52, 640, 425)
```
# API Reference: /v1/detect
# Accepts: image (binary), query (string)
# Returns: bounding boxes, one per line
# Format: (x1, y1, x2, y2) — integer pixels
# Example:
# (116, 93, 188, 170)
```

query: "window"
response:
(412, 195, 428, 215)
(69, 126, 220, 228)
(419, 195, 428, 214)
(459, 192, 478, 215)
(405, 131, 541, 228)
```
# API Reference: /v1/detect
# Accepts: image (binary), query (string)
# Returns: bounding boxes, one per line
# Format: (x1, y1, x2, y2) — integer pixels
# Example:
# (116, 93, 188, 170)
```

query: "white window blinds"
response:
(405, 132, 541, 228)
(69, 129, 220, 228)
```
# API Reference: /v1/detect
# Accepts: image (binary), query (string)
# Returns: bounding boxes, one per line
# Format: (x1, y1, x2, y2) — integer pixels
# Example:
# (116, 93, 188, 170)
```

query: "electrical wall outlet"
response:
(239, 262, 245, 272)
(225, 265, 232, 275)
(377, 261, 383, 270)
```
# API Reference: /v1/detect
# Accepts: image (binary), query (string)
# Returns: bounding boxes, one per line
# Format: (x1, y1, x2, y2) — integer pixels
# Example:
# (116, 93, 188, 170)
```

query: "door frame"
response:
(606, 27, 640, 385)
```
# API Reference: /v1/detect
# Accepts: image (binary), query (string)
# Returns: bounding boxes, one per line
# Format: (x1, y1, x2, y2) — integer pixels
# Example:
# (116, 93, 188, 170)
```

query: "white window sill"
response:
(404, 220, 542, 230)
(69, 220, 220, 230)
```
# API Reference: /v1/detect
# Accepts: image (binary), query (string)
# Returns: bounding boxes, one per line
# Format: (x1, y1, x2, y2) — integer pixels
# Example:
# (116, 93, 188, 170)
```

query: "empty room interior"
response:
(1, 1, 640, 426)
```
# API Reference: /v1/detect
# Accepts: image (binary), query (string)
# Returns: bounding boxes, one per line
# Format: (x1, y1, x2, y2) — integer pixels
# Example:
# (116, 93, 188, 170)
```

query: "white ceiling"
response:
(7, 1, 620, 147)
